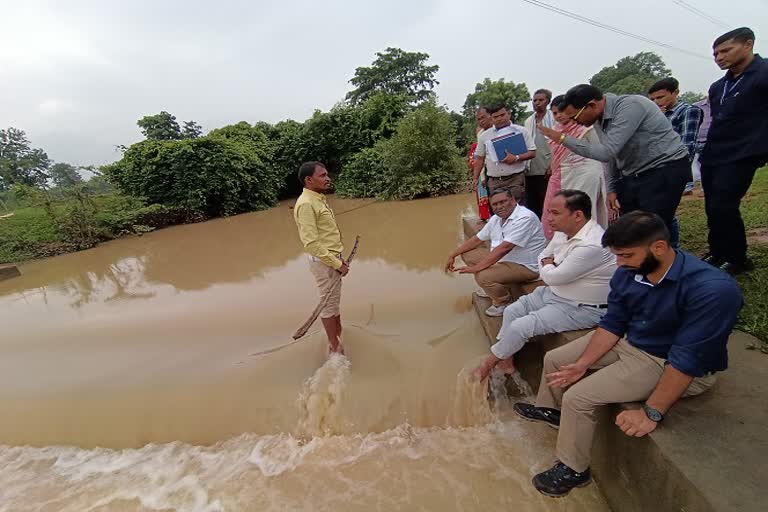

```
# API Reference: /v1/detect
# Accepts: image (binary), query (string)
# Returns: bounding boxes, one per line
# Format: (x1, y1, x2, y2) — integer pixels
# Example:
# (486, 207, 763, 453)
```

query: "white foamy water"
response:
(0, 358, 609, 512)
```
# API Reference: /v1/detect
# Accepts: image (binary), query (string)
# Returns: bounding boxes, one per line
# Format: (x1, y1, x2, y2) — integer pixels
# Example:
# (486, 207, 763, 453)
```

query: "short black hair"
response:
(556, 189, 592, 219)
(298, 161, 325, 185)
(648, 77, 679, 95)
(534, 89, 553, 101)
(564, 84, 604, 109)
(601, 211, 670, 248)
(486, 102, 508, 115)
(713, 27, 756, 48)
(550, 94, 566, 111)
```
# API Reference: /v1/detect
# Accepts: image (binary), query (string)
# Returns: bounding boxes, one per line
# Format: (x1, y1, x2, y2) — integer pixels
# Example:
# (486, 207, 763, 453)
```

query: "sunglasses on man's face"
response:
(571, 105, 587, 121)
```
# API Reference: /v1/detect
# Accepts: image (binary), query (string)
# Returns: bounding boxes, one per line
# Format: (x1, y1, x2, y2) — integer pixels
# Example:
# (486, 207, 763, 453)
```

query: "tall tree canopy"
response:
(679, 91, 706, 104)
(346, 47, 439, 105)
(462, 78, 531, 124)
(0, 127, 51, 190)
(589, 52, 672, 95)
(49, 162, 84, 188)
(137, 111, 203, 140)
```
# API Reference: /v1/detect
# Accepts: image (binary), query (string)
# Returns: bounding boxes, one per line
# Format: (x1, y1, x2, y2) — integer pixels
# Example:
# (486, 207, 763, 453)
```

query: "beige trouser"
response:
(536, 331, 717, 472)
(462, 247, 539, 305)
(309, 258, 342, 319)
(487, 172, 525, 201)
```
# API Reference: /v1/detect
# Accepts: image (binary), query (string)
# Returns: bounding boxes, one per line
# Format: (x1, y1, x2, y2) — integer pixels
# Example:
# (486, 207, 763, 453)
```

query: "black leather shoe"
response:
(701, 253, 723, 266)
(533, 462, 592, 497)
(719, 260, 754, 275)
(513, 402, 560, 429)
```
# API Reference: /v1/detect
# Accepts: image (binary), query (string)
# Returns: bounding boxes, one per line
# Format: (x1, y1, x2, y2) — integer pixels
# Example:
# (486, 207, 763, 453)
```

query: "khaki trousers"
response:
(487, 172, 525, 201)
(535, 332, 717, 472)
(309, 258, 342, 319)
(462, 247, 539, 305)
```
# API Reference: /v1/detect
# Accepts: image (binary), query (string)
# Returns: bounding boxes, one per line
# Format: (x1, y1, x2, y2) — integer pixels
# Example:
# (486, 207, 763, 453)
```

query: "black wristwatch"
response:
(643, 404, 664, 423)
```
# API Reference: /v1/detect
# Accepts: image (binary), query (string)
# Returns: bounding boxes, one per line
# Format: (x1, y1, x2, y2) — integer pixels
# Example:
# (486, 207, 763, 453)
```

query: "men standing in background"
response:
(648, 77, 703, 247)
(294, 162, 349, 354)
(537, 85, 689, 241)
(524, 89, 555, 218)
(701, 27, 768, 275)
(473, 103, 537, 201)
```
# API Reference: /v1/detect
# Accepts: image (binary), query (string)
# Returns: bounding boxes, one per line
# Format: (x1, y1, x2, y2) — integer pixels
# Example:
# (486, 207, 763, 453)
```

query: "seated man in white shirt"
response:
(445, 189, 546, 316)
(474, 190, 617, 379)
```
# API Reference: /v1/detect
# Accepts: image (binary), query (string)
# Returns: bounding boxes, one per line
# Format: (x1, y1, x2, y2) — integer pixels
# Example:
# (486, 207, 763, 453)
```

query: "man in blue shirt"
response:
(700, 27, 768, 274)
(513, 211, 743, 498)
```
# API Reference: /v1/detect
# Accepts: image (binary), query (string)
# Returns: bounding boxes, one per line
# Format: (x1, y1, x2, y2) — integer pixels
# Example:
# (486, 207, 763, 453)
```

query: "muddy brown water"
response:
(0, 194, 609, 511)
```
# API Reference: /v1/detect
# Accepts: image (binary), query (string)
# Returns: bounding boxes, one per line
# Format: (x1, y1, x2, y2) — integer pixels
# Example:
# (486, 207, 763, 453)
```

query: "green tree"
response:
(137, 112, 203, 140)
(346, 47, 439, 105)
(0, 127, 51, 190)
(462, 78, 531, 124)
(49, 162, 84, 188)
(679, 91, 706, 104)
(181, 120, 203, 139)
(336, 102, 467, 200)
(137, 111, 182, 140)
(589, 52, 672, 95)
(104, 137, 282, 217)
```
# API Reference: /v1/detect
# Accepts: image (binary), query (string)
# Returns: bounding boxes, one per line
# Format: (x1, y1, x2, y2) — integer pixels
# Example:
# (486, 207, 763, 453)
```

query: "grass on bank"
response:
(678, 167, 768, 352)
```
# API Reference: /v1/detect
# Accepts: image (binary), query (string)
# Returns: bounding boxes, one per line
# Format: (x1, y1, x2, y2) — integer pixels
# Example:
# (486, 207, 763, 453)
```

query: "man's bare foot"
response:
(328, 343, 345, 356)
(496, 358, 515, 374)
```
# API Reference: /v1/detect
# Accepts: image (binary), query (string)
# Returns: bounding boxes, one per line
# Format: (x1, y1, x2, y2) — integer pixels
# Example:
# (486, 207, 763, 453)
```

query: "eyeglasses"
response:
(570, 105, 587, 121)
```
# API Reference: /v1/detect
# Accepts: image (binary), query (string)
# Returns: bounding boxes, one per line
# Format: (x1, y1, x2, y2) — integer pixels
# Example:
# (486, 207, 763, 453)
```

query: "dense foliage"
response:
(336, 102, 467, 200)
(104, 137, 282, 217)
(589, 51, 706, 100)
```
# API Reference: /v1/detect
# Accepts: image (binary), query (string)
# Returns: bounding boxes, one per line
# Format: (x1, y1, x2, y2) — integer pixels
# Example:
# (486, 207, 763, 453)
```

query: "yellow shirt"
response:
(293, 188, 344, 270)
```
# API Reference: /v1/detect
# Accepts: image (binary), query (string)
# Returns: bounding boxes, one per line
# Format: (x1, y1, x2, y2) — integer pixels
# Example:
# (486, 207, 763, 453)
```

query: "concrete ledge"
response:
(0, 265, 20, 282)
(464, 215, 767, 511)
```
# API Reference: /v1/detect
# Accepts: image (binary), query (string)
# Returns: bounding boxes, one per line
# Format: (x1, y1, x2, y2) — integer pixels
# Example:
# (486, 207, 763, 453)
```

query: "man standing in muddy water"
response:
(294, 161, 349, 354)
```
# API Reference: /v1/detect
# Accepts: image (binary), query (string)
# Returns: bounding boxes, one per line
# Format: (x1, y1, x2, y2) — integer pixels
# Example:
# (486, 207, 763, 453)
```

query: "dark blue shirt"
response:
(599, 251, 743, 377)
(702, 54, 768, 166)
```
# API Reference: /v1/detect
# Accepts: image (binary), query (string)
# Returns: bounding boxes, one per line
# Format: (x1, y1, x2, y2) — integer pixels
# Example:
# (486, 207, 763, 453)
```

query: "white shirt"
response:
(476, 205, 546, 271)
(474, 123, 536, 177)
(538, 220, 617, 304)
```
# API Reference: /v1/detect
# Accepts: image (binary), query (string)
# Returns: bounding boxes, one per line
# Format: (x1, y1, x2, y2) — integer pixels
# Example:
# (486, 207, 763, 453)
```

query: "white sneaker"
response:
(475, 289, 490, 298)
(485, 304, 507, 317)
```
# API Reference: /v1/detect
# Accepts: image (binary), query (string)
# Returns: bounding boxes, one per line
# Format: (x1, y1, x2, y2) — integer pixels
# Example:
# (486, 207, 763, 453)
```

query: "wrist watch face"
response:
(643, 405, 663, 422)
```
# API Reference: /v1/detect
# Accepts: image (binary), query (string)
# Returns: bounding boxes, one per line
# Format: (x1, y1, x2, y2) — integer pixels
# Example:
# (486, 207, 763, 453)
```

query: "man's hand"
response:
(445, 256, 457, 273)
(607, 192, 621, 213)
(471, 176, 479, 191)
(540, 256, 555, 267)
(538, 124, 561, 142)
(473, 354, 501, 381)
(615, 408, 658, 437)
(502, 150, 518, 165)
(496, 357, 516, 375)
(545, 165, 552, 178)
(337, 262, 350, 276)
(546, 362, 587, 388)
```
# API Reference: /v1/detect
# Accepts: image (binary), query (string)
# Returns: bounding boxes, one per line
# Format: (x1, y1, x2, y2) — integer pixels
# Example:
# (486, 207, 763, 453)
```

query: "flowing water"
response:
(0, 194, 610, 511)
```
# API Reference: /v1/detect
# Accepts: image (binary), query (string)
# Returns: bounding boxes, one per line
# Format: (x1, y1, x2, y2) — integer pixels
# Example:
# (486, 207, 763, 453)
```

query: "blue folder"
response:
(491, 132, 527, 161)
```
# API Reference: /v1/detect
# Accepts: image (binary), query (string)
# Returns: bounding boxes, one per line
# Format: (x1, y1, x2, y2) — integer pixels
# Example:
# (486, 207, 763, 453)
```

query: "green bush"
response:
(336, 102, 467, 200)
(104, 137, 282, 217)
(335, 147, 386, 198)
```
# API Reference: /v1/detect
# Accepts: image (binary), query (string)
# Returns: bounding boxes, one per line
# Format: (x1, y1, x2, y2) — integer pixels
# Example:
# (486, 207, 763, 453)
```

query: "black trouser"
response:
(524, 174, 548, 219)
(618, 158, 690, 238)
(701, 157, 763, 264)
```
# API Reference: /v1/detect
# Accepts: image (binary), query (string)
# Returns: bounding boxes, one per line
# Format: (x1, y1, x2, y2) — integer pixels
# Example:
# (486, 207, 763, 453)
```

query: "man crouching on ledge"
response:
(514, 211, 742, 498)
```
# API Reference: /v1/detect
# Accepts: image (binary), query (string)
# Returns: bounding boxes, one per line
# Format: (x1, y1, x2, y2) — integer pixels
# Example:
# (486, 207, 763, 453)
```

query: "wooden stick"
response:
(292, 236, 360, 340)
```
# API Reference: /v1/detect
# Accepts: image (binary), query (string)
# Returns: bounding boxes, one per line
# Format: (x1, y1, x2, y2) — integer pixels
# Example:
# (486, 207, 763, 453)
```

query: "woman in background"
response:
(541, 95, 608, 238)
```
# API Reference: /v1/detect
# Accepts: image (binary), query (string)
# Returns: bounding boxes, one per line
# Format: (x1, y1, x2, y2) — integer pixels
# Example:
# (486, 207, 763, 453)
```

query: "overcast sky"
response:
(1, 0, 765, 167)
